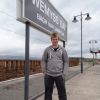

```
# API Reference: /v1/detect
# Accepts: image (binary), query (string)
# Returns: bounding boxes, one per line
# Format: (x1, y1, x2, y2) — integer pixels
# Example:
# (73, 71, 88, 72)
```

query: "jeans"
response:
(44, 75, 67, 100)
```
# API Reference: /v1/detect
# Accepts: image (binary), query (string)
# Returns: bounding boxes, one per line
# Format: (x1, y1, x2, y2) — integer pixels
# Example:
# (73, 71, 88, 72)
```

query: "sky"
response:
(0, 0, 100, 59)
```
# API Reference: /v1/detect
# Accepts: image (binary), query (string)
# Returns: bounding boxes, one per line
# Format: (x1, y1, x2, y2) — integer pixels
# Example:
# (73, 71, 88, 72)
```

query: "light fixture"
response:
(72, 16, 78, 23)
(85, 13, 91, 20)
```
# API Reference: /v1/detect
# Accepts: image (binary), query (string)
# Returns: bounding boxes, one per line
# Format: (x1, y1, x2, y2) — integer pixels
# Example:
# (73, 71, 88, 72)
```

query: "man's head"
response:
(51, 32, 59, 47)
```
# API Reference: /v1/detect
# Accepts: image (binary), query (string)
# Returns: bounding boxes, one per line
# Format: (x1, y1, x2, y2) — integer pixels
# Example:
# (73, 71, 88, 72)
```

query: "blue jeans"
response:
(44, 75, 67, 100)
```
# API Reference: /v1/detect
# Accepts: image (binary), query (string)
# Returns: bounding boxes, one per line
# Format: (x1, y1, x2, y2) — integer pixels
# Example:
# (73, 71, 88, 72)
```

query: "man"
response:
(42, 32, 68, 100)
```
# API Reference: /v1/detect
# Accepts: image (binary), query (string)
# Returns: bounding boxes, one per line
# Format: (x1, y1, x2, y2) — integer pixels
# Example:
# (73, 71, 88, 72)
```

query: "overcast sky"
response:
(0, 0, 100, 59)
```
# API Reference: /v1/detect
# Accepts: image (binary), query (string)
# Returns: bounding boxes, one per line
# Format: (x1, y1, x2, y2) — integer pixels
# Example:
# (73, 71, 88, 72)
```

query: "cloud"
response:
(0, 29, 25, 55)
(0, 0, 100, 59)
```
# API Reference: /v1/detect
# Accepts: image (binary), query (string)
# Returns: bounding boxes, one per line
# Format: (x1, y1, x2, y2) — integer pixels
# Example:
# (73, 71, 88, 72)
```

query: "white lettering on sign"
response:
(32, 0, 66, 31)
(37, 13, 47, 25)
(40, 0, 45, 13)
(60, 20, 66, 31)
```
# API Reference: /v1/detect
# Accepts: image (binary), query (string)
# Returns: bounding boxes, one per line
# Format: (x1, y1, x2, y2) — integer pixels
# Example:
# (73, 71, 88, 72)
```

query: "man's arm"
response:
(63, 48, 69, 77)
(41, 48, 48, 74)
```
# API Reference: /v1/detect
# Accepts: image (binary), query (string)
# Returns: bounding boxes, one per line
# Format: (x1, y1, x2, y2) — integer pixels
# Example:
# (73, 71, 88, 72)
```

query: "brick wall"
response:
(69, 58, 79, 67)
(0, 58, 79, 82)
(0, 60, 42, 82)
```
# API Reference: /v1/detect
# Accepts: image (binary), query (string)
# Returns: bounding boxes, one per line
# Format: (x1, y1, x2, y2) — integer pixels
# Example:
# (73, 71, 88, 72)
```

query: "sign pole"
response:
(24, 22, 30, 100)
(63, 41, 65, 48)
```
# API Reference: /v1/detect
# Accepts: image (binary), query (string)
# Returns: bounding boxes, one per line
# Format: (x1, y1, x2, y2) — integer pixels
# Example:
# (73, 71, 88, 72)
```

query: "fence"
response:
(0, 58, 79, 82)
(0, 60, 41, 81)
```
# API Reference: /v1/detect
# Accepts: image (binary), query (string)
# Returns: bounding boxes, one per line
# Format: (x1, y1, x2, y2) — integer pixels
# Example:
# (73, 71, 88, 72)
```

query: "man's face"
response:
(51, 36, 59, 47)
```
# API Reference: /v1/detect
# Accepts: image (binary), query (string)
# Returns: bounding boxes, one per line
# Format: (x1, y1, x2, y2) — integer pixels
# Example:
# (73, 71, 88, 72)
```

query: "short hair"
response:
(51, 32, 59, 40)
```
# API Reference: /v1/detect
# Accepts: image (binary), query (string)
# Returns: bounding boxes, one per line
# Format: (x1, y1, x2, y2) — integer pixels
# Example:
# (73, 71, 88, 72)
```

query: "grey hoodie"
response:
(42, 45, 68, 77)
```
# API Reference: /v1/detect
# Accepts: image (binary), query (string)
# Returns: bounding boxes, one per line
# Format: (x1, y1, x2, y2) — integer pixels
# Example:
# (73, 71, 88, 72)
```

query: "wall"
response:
(0, 58, 79, 82)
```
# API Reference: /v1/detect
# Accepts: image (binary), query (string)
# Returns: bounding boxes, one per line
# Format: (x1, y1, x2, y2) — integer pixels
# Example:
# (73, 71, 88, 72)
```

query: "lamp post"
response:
(72, 11, 91, 73)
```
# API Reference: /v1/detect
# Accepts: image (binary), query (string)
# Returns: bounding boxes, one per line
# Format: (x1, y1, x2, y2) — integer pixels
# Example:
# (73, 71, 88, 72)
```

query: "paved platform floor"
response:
(36, 65, 100, 100)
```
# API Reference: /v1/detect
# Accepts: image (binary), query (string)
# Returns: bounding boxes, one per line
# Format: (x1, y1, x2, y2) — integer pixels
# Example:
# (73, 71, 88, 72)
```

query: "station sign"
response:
(17, 0, 67, 41)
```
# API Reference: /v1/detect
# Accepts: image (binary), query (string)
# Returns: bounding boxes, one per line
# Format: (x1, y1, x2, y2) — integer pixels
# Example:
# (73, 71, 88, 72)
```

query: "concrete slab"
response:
(36, 65, 100, 100)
